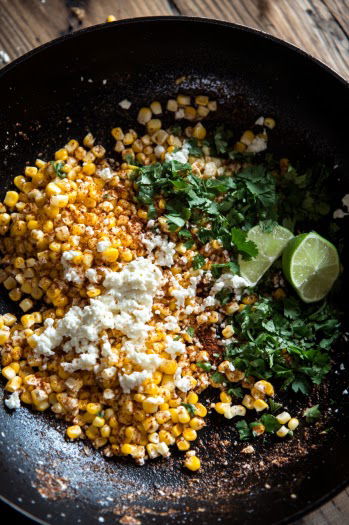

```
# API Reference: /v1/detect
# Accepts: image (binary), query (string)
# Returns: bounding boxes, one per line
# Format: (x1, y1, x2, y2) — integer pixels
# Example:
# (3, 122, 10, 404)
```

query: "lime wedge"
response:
(282, 232, 340, 303)
(239, 224, 294, 286)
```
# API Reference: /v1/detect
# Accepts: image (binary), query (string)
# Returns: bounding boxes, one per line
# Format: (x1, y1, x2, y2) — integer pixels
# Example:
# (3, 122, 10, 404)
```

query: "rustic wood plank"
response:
(0, 1, 348, 525)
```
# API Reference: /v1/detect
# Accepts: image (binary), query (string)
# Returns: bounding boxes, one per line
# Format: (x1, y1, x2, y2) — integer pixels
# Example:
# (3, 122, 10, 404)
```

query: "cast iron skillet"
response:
(0, 16, 348, 525)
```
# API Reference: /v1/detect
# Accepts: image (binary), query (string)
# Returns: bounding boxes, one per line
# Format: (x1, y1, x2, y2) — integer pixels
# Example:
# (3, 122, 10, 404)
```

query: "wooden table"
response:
(0, 1, 348, 524)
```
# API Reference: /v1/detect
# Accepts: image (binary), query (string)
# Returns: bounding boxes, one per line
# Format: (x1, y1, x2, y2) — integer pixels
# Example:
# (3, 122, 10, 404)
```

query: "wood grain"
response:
(0, 1, 348, 524)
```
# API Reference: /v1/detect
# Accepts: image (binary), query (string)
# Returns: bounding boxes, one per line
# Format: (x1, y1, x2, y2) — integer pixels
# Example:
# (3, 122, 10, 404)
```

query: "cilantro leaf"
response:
(192, 254, 206, 269)
(187, 138, 204, 157)
(51, 160, 66, 179)
(231, 228, 258, 260)
(211, 371, 225, 384)
(268, 399, 283, 414)
(227, 386, 243, 399)
(211, 261, 239, 279)
(260, 414, 281, 433)
(181, 403, 196, 416)
(187, 327, 195, 337)
(236, 420, 251, 441)
(215, 288, 233, 305)
(304, 405, 321, 423)
(196, 362, 212, 371)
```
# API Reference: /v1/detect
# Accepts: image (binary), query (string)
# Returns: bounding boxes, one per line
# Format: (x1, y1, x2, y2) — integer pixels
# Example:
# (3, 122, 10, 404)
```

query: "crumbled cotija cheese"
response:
(165, 142, 190, 164)
(141, 233, 176, 267)
(5, 391, 21, 410)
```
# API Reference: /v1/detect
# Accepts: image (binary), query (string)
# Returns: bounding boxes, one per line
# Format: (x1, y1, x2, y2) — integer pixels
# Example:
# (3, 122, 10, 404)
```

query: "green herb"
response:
(211, 371, 225, 384)
(213, 125, 233, 155)
(236, 420, 251, 441)
(304, 405, 321, 423)
(231, 228, 258, 260)
(227, 386, 243, 399)
(103, 193, 113, 200)
(124, 153, 136, 165)
(225, 297, 340, 394)
(211, 261, 239, 279)
(192, 254, 206, 269)
(196, 362, 212, 371)
(260, 414, 281, 433)
(51, 160, 66, 179)
(187, 138, 204, 157)
(181, 403, 196, 415)
(215, 288, 232, 305)
(268, 399, 283, 414)
(187, 327, 195, 337)
(168, 124, 182, 136)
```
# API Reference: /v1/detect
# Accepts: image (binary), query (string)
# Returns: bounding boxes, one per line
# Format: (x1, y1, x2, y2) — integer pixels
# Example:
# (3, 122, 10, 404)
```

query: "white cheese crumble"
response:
(119, 99, 132, 109)
(141, 233, 176, 267)
(333, 209, 348, 219)
(5, 391, 20, 410)
(165, 335, 186, 357)
(32, 258, 163, 388)
(255, 116, 264, 126)
(174, 368, 192, 392)
(0, 50, 10, 64)
(61, 250, 83, 284)
(96, 240, 111, 252)
(210, 273, 249, 300)
(165, 142, 190, 164)
(85, 268, 99, 283)
(96, 167, 114, 181)
(246, 136, 267, 153)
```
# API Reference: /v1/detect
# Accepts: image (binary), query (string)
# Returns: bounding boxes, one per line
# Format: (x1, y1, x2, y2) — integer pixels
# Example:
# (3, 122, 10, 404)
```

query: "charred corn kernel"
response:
(172, 423, 182, 437)
(137, 107, 152, 125)
(240, 130, 255, 146)
(142, 399, 161, 414)
(20, 391, 32, 404)
(86, 402, 102, 415)
(264, 117, 276, 129)
(5, 376, 22, 392)
(35, 401, 50, 411)
(1, 365, 16, 380)
(92, 416, 105, 428)
(101, 247, 119, 263)
(112, 127, 124, 140)
(146, 119, 162, 134)
(14, 176, 26, 189)
(86, 288, 101, 298)
(46, 182, 61, 196)
(242, 294, 258, 305)
(184, 455, 200, 471)
(14, 257, 25, 269)
(222, 324, 234, 338)
(9, 362, 20, 373)
(142, 416, 159, 433)
(251, 387, 265, 400)
(150, 101, 162, 115)
(4, 191, 19, 207)
(21, 314, 35, 328)
(189, 417, 205, 430)
(86, 425, 99, 440)
(192, 122, 206, 139)
(0, 213, 10, 225)
(276, 425, 289, 438)
(133, 393, 146, 403)
(251, 423, 265, 436)
(0, 329, 9, 344)
(4, 277, 16, 290)
(220, 391, 232, 403)
(160, 360, 178, 375)
(187, 392, 198, 404)
(224, 405, 246, 419)
(253, 399, 269, 412)
(288, 418, 299, 431)
(254, 380, 274, 397)
(184, 106, 197, 120)
(208, 311, 219, 323)
(159, 430, 175, 445)
(137, 209, 148, 220)
(276, 412, 291, 425)
(195, 95, 209, 106)
(66, 425, 82, 439)
(169, 408, 179, 423)
(273, 288, 286, 300)
(195, 403, 207, 417)
(19, 298, 34, 312)
(182, 428, 197, 441)
(242, 394, 254, 410)
(177, 438, 190, 451)
(9, 288, 21, 301)
(120, 248, 132, 262)
(178, 406, 191, 424)
(167, 99, 178, 112)
(82, 162, 96, 175)
(55, 148, 68, 161)
(155, 410, 171, 425)
(177, 94, 191, 106)
(214, 402, 229, 415)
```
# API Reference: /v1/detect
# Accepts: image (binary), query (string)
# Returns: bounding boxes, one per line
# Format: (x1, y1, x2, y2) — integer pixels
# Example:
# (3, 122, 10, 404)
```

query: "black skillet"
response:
(0, 16, 349, 525)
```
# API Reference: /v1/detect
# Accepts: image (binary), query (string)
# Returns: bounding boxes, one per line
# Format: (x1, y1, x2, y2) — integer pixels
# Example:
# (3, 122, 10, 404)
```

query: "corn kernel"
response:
(288, 418, 299, 431)
(184, 455, 200, 471)
(2, 365, 16, 380)
(4, 191, 19, 207)
(276, 412, 291, 425)
(66, 425, 82, 439)
(276, 425, 289, 438)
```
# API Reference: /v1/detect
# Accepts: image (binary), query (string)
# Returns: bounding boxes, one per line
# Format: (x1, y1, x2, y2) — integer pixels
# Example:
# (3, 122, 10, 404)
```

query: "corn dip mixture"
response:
(0, 94, 341, 471)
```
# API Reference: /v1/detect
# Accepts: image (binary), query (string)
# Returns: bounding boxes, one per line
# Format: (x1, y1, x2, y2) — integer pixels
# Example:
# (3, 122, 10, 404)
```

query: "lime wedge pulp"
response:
(282, 232, 340, 303)
(239, 224, 294, 286)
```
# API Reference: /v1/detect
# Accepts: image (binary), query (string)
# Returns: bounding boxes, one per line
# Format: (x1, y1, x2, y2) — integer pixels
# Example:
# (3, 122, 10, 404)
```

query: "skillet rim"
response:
(0, 14, 348, 525)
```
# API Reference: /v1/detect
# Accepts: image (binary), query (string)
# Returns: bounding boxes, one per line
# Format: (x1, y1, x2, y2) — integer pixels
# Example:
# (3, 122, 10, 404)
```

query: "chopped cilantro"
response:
(231, 228, 258, 260)
(192, 254, 206, 269)
(211, 371, 225, 384)
(225, 297, 340, 394)
(260, 414, 281, 433)
(187, 138, 204, 157)
(227, 386, 243, 399)
(268, 399, 283, 414)
(197, 362, 212, 371)
(181, 403, 196, 415)
(187, 327, 195, 337)
(211, 261, 239, 279)
(51, 160, 66, 179)
(236, 420, 251, 441)
(168, 124, 182, 136)
(215, 288, 233, 305)
(304, 405, 321, 423)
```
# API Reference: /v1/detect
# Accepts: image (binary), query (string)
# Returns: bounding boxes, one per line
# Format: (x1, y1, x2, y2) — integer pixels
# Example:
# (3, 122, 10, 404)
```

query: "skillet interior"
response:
(0, 17, 349, 525)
